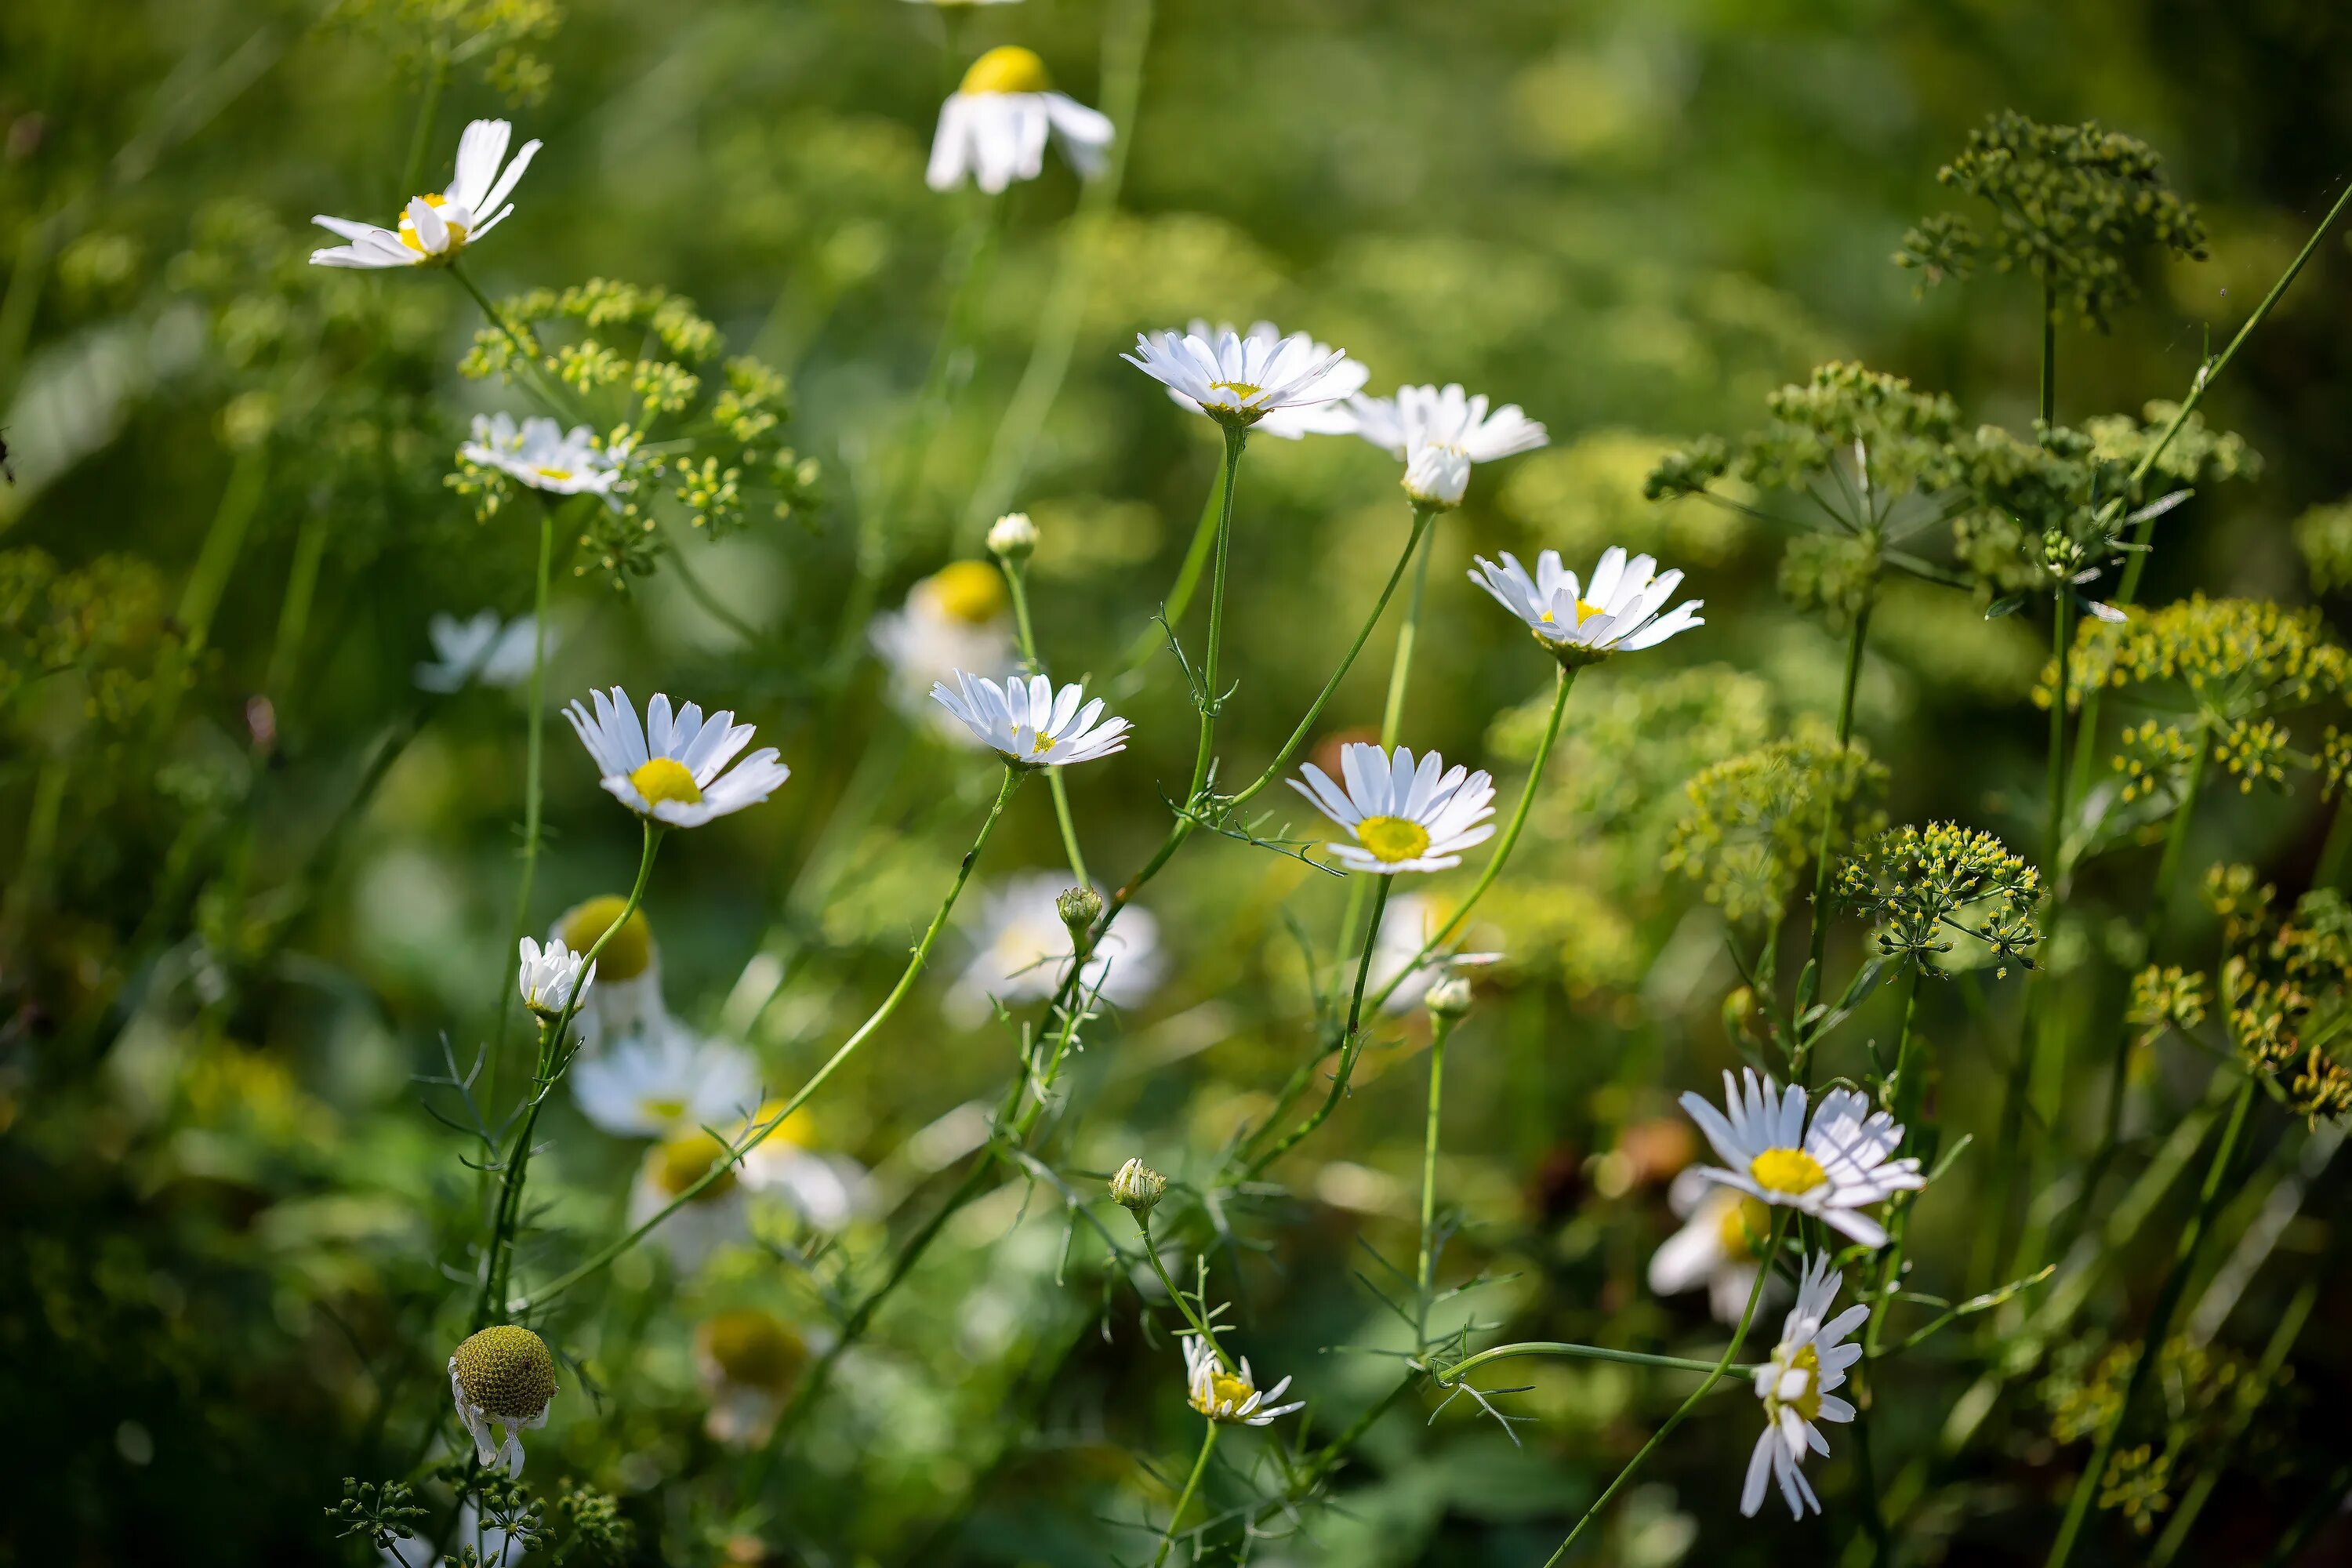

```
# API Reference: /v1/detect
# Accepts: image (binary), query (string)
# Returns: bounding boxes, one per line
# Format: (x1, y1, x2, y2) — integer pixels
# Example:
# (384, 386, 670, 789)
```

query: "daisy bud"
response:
(1109, 1156, 1167, 1215)
(1425, 972, 1475, 1022)
(1056, 884, 1104, 939)
(987, 510, 1038, 562)
(448, 1324, 558, 1476)
(1402, 445, 1472, 509)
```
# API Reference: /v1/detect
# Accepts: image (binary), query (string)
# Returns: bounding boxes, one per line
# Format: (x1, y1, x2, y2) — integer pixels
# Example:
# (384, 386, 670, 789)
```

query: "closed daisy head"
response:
(929, 671, 1130, 768)
(1742, 1253, 1868, 1519)
(1290, 742, 1497, 874)
(460, 414, 633, 508)
(311, 118, 540, 269)
(1349, 383, 1548, 507)
(1160, 321, 1368, 438)
(1124, 323, 1357, 430)
(517, 937, 593, 1020)
(927, 46, 1114, 194)
(564, 688, 790, 827)
(1469, 546, 1704, 666)
(1183, 1336, 1304, 1427)
(1678, 1069, 1923, 1248)
(448, 1324, 557, 1476)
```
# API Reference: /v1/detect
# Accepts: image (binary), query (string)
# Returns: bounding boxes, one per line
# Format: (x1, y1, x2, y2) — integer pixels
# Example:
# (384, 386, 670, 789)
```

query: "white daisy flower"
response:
(310, 118, 540, 269)
(927, 45, 1114, 194)
(947, 872, 1164, 1025)
(1648, 1167, 1784, 1325)
(695, 1308, 813, 1451)
(459, 413, 633, 507)
(415, 610, 545, 694)
(869, 561, 1018, 735)
(550, 895, 666, 1051)
(1369, 892, 1501, 1014)
(570, 1022, 760, 1138)
(1348, 383, 1548, 508)
(929, 671, 1131, 768)
(1123, 323, 1358, 429)
(1161, 321, 1369, 439)
(1678, 1069, 1924, 1248)
(628, 1128, 753, 1272)
(447, 1325, 557, 1478)
(1742, 1252, 1868, 1519)
(735, 1099, 869, 1231)
(1468, 546, 1704, 665)
(517, 937, 593, 1020)
(1290, 743, 1497, 875)
(1183, 1335, 1305, 1427)
(563, 688, 791, 827)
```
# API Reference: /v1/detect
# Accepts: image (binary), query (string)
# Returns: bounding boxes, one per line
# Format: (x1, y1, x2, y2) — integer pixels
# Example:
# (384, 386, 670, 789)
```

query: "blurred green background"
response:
(5, 0, 2352, 1562)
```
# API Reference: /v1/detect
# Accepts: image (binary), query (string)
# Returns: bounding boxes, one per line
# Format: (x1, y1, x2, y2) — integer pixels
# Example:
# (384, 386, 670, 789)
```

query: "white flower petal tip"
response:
(459, 412, 633, 507)
(1468, 545, 1703, 665)
(517, 937, 594, 1018)
(926, 47, 1113, 194)
(564, 686, 790, 827)
(1740, 1252, 1867, 1519)
(1288, 742, 1496, 875)
(1183, 1337, 1305, 1427)
(416, 609, 546, 693)
(1348, 382, 1548, 506)
(928, 671, 1130, 768)
(1125, 323, 1359, 428)
(1677, 1068, 1924, 1247)
(310, 118, 538, 269)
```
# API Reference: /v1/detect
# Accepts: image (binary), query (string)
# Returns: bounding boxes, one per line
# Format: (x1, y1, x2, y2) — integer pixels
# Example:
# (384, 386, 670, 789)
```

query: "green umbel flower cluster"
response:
(2046, 596, 2350, 715)
(452, 1323, 559, 1420)
(1665, 731, 1889, 925)
(1835, 822, 2041, 973)
(2197, 873, 2352, 1126)
(2043, 1335, 2275, 1535)
(0, 549, 191, 728)
(324, 0, 564, 105)
(2126, 964, 2209, 1047)
(1646, 361, 1962, 514)
(1896, 111, 2209, 330)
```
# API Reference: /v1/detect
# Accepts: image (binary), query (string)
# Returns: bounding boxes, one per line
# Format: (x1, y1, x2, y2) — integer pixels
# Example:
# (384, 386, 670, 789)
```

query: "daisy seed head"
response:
(986, 511, 1038, 562)
(451, 1325, 558, 1421)
(1109, 1156, 1167, 1214)
(556, 895, 655, 982)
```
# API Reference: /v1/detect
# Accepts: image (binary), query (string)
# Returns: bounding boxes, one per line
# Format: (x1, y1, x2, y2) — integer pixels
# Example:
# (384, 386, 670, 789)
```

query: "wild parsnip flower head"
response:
(570, 1023, 759, 1138)
(311, 118, 540, 268)
(517, 937, 593, 1019)
(1183, 1336, 1303, 1426)
(1897, 111, 2207, 329)
(949, 873, 1161, 1024)
(1468, 547, 1704, 666)
(1123, 323, 1356, 430)
(1836, 822, 2042, 975)
(1160, 321, 1367, 437)
(1290, 743, 1497, 875)
(986, 510, 1038, 561)
(930, 672, 1131, 768)
(1741, 1253, 1867, 1519)
(2127, 964, 2209, 1047)
(926, 46, 1114, 194)
(414, 611, 544, 693)
(1650, 1170, 1779, 1324)
(1679, 1069, 1924, 1247)
(1109, 1156, 1167, 1214)
(459, 413, 633, 506)
(872, 561, 1018, 732)
(1349, 383, 1548, 507)
(449, 1325, 557, 1476)
(1665, 733, 1889, 924)
(564, 688, 790, 826)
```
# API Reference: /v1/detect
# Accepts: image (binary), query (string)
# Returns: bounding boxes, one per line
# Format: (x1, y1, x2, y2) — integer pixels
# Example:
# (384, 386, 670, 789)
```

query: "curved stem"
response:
(1244, 874, 1391, 1178)
(1433, 1341, 1762, 1384)
(1798, 593, 1873, 1071)
(1004, 561, 1089, 887)
(398, 48, 448, 198)
(485, 503, 556, 1116)
(1138, 1212, 1229, 1370)
(1186, 423, 1248, 806)
(1415, 1011, 1455, 1349)
(1150, 1421, 1221, 1568)
(1121, 445, 1222, 677)
(448, 263, 588, 427)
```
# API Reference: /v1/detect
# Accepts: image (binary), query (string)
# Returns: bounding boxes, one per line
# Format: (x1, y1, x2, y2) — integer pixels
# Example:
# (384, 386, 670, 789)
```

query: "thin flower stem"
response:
(1431, 1341, 1762, 1383)
(1415, 1011, 1456, 1349)
(1797, 593, 1873, 1073)
(1150, 1421, 1221, 1568)
(514, 767, 1024, 1312)
(1541, 1218, 1788, 1564)
(448, 263, 588, 428)
(1004, 561, 1090, 887)
(2044, 1076, 2256, 1568)
(1120, 443, 1226, 679)
(1379, 519, 1436, 744)
(1138, 1212, 1230, 1370)
(1244, 874, 1391, 1178)
(1854, 961, 1926, 1565)
(2039, 277, 2057, 430)
(1367, 663, 1575, 1012)
(1187, 423, 1248, 806)
(397, 47, 448, 198)
(2147, 1276, 2318, 1568)
(483, 503, 556, 1117)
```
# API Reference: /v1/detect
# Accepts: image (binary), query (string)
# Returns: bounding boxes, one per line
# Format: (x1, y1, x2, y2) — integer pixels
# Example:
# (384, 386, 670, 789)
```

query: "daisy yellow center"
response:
(1354, 815, 1432, 864)
(925, 560, 1008, 626)
(1715, 1195, 1773, 1258)
(701, 1308, 806, 1392)
(451, 1324, 557, 1419)
(960, 44, 1050, 96)
(630, 757, 704, 809)
(533, 465, 575, 482)
(749, 1099, 816, 1149)
(653, 1130, 737, 1201)
(556, 895, 654, 980)
(1772, 1344, 1824, 1423)
(1030, 731, 1058, 756)
(396, 192, 468, 253)
(1194, 1370, 1255, 1415)
(1207, 380, 1262, 403)
(1538, 598, 1606, 626)
(640, 1095, 688, 1122)
(1749, 1146, 1828, 1196)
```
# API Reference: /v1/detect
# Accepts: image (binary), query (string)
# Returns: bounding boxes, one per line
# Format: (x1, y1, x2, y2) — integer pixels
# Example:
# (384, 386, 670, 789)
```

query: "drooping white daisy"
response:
(926, 45, 1114, 194)
(1742, 1252, 1868, 1519)
(870, 561, 1018, 735)
(1468, 546, 1704, 665)
(1678, 1069, 1924, 1248)
(1184, 1335, 1305, 1426)
(1348, 383, 1548, 507)
(550, 895, 666, 1051)
(1370, 892, 1501, 1014)
(517, 937, 593, 1020)
(1649, 1167, 1784, 1325)
(415, 610, 545, 693)
(571, 1022, 760, 1138)
(930, 671, 1131, 767)
(1160, 321, 1368, 438)
(1124, 323, 1358, 429)
(564, 688, 791, 827)
(448, 1324, 557, 1477)
(947, 872, 1164, 1025)
(459, 413, 633, 507)
(310, 118, 541, 269)
(1290, 743, 1497, 875)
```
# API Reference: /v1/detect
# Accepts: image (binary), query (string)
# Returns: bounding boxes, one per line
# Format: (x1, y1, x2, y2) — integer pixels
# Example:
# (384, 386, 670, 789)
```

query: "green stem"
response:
(1138, 1212, 1230, 1370)
(1186, 423, 1248, 807)
(1244, 874, 1391, 1178)
(2045, 590, 2073, 881)
(485, 504, 557, 1116)
(1432, 1341, 1762, 1384)
(2148, 1278, 2316, 1568)
(1856, 962, 1926, 1564)
(1798, 593, 1873, 1066)
(448, 263, 588, 427)
(1005, 561, 1089, 887)
(1416, 1011, 1456, 1349)
(1378, 519, 1436, 745)
(264, 512, 330, 701)
(2042, 1077, 2257, 1568)
(1150, 1421, 1221, 1568)
(398, 48, 449, 198)
(2039, 278, 2057, 431)
(1541, 1219, 1788, 1563)
(1120, 443, 1225, 679)
(514, 766, 1025, 1311)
